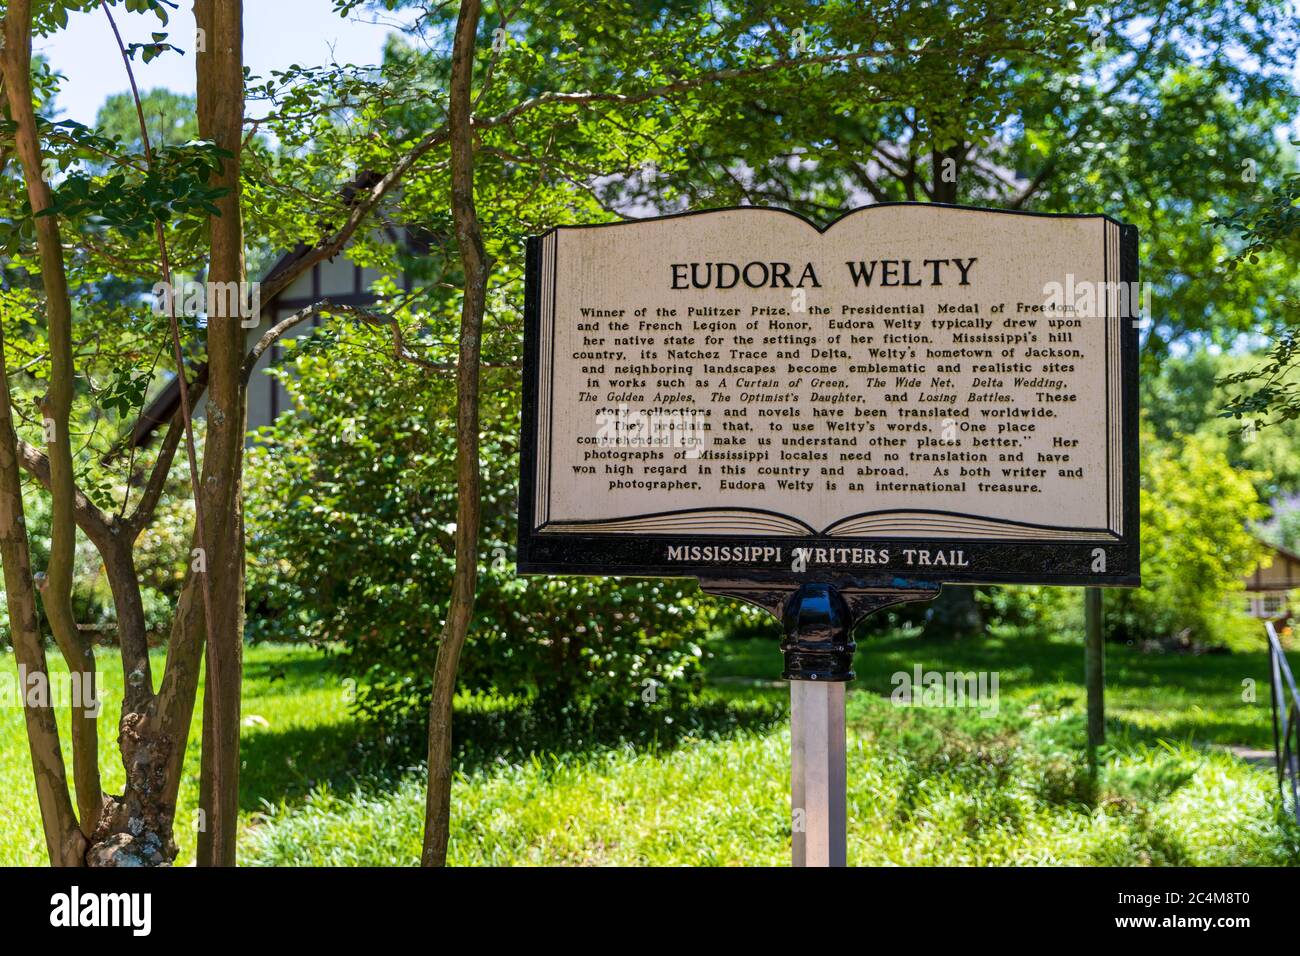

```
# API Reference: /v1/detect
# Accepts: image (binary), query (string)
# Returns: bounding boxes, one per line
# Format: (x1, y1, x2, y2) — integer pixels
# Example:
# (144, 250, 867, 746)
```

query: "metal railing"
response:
(1265, 621, 1300, 824)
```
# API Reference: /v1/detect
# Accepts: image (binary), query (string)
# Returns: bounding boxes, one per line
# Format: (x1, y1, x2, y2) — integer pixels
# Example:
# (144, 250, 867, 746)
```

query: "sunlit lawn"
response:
(2, 629, 1297, 866)
(0, 644, 349, 866)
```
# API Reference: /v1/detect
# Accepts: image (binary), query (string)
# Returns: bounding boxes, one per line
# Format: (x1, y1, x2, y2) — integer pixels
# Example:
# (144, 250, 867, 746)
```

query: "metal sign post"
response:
(784, 583, 852, 866)
(790, 681, 847, 866)
(701, 580, 937, 867)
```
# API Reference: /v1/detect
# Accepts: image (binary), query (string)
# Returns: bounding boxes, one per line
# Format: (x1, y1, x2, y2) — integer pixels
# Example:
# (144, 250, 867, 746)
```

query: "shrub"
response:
(1107, 423, 1267, 650)
(977, 584, 1077, 632)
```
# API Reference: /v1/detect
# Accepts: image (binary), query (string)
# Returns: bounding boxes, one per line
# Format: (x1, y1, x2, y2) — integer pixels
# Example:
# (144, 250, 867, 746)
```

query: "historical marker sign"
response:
(519, 204, 1139, 588)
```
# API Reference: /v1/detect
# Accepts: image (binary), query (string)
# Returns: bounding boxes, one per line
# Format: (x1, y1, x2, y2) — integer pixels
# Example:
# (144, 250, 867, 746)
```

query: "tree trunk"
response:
(422, 0, 487, 867)
(82, 535, 175, 867)
(1, 0, 102, 839)
(0, 301, 84, 867)
(930, 143, 964, 204)
(1085, 587, 1105, 762)
(194, 0, 248, 868)
(923, 585, 983, 639)
(9, 434, 188, 864)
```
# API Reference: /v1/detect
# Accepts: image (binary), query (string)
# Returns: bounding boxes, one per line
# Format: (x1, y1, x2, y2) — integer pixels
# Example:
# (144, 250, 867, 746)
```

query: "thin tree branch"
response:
(241, 302, 330, 382)
(258, 130, 451, 304)
(14, 440, 116, 545)
(124, 409, 184, 536)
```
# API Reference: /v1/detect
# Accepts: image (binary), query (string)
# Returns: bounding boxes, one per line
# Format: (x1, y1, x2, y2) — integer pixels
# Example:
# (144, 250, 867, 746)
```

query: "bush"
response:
(245, 325, 716, 735)
(1107, 423, 1267, 650)
(976, 584, 1077, 632)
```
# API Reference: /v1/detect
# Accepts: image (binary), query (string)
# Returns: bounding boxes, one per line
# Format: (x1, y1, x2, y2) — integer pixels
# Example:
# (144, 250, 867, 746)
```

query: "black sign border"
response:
(518, 202, 1140, 588)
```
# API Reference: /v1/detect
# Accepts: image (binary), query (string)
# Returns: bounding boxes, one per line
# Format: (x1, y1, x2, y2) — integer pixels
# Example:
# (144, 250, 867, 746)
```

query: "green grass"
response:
(720, 627, 1290, 749)
(0, 644, 353, 866)
(2, 628, 1298, 866)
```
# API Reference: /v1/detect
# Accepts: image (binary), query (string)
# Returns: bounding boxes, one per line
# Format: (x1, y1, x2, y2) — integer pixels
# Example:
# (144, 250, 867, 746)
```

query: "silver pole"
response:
(790, 680, 847, 867)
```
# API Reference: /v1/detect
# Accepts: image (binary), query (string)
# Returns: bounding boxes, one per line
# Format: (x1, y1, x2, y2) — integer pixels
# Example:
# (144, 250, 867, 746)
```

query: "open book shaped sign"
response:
(519, 203, 1139, 588)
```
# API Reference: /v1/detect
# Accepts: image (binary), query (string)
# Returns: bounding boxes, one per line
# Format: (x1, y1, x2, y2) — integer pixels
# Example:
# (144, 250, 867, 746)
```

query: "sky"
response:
(36, 0, 417, 125)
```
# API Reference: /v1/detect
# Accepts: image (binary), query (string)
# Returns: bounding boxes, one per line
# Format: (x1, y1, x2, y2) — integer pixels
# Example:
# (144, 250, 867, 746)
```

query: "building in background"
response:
(1242, 538, 1300, 622)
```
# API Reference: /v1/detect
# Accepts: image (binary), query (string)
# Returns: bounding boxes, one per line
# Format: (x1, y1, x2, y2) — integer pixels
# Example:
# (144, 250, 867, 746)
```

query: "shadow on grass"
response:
(710, 627, 1287, 750)
(242, 648, 338, 685)
(1106, 714, 1277, 750)
(236, 658, 785, 815)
